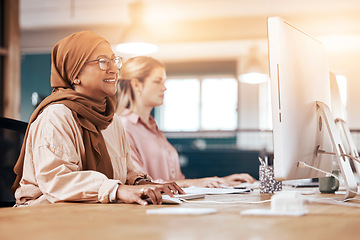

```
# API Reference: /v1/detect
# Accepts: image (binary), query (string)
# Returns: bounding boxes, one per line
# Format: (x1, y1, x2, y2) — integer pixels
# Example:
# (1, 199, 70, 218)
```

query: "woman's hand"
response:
(177, 177, 227, 188)
(116, 182, 184, 205)
(222, 173, 256, 186)
(138, 181, 185, 195)
(176, 174, 256, 188)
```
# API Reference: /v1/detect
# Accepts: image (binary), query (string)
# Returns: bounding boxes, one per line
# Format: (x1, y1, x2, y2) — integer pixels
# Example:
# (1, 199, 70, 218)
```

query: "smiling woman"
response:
(11, 31, 183, 207)
(71, 43, 121, 100)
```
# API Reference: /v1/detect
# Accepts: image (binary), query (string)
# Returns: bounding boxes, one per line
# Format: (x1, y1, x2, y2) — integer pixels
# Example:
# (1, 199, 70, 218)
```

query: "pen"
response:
(258, 157, 265, 166)
(265, 156, 268, 166)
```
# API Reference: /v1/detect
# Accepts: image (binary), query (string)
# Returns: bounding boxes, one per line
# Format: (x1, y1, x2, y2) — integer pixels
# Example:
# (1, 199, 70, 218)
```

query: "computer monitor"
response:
(268, 17, 357, 199)
(330, 72, 360, 178)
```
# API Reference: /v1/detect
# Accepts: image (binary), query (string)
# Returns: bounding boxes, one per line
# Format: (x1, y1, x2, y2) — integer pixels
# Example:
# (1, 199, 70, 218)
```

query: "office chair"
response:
(0, 117, 27, 207)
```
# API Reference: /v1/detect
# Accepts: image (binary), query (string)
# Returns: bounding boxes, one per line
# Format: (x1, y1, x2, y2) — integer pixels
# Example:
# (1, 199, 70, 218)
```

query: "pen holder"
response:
(259, 165, 282, 193)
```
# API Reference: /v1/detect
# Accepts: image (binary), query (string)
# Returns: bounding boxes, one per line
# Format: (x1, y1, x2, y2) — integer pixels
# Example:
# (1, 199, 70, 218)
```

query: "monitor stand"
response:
(317, 101, 357, 200)
(335, 118, 360, 181)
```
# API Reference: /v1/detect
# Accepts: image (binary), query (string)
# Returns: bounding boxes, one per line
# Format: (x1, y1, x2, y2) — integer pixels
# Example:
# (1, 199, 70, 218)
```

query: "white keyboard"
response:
(183, 186, 252, 195)
(146, 193, 205, 205)
(231, 182, 260, 190)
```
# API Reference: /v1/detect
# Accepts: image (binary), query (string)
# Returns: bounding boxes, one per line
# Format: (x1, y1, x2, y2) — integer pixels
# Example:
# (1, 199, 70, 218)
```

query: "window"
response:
(160, 78, 200, 131)
(259, 80, 272, 130)
(201, 78, 238, 130)
(336, 74, 348, 108)
(159, 77, 238, 131)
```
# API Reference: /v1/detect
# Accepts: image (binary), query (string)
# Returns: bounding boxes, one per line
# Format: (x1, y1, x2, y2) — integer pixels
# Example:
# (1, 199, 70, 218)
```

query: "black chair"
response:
(0, 117, 27, 207)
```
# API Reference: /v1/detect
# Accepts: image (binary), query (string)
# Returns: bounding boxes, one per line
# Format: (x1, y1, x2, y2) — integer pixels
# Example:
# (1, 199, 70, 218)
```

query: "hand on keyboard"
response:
(145, 193, 205, 205)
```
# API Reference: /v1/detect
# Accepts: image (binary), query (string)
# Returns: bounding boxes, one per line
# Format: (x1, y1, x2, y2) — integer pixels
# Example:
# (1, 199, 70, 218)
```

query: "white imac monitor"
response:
(330, 72, 360, 177)
(268, 17, 357, 199)
(329, 72, 347, 121)
(268, 16, 332, 180)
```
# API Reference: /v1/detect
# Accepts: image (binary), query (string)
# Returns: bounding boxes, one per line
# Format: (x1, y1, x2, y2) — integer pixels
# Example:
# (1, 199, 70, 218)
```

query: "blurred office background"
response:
(2, 0, 360, 179)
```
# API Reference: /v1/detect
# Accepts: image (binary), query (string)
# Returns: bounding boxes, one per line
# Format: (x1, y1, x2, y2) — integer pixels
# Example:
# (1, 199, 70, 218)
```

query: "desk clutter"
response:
(145, 183, 360, 216)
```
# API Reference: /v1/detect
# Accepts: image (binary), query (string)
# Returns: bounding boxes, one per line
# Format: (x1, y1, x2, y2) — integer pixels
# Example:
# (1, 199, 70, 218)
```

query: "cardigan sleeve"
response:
(15, 104, 121, 205)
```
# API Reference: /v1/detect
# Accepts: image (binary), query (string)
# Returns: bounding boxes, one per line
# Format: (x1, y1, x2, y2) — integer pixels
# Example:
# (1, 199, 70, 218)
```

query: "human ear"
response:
(130, 78, 142, 93)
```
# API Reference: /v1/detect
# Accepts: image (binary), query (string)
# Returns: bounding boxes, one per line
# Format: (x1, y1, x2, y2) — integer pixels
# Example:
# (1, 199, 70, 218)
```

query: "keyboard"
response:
(183, 186, 252, 195)
(282, 179, 319, 188)
(146, 193, 205, 205)
(230, 181, 260, 189)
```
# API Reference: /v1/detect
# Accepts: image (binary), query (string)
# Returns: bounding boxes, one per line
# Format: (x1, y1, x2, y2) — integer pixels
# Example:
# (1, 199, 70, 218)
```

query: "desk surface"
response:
(1, 188, 360, 240)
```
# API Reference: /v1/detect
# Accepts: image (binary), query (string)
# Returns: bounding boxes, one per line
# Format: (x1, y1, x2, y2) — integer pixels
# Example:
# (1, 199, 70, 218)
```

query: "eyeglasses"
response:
(85, 56, 123, 71)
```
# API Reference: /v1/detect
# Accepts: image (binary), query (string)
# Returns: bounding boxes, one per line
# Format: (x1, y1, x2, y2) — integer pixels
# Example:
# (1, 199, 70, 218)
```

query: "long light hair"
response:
(116, 56, 165, 115)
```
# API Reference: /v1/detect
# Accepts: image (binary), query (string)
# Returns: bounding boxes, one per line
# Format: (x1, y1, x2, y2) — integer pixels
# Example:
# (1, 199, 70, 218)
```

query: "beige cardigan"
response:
(15, 104, 148, 206)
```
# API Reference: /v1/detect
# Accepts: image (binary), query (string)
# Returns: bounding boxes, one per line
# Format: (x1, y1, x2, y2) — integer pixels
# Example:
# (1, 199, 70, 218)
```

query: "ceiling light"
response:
(115, 0, 158, 56)
(238, 45, 268, 84)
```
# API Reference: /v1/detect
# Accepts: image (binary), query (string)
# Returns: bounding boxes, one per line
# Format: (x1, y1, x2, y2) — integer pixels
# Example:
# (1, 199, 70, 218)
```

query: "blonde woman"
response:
(12, 32, 183, 206)
(116, 56, 255, 188)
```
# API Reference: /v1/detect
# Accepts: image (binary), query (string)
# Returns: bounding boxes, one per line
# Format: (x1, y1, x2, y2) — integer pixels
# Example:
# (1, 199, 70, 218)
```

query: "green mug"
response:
(319, 170, 340, 193)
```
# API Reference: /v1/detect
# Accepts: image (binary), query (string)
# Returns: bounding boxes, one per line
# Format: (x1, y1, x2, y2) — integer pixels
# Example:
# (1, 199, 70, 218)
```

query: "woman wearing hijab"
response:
(12, 31, 183, 206)
(116, 56, 256, 188)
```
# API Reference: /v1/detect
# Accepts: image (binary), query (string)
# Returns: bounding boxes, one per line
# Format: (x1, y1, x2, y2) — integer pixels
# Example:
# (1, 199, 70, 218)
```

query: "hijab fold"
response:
(12, 31, 115, 193)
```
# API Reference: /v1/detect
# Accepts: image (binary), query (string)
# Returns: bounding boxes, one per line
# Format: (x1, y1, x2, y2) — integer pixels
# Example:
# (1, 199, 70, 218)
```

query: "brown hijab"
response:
(12, 31, 115, 193)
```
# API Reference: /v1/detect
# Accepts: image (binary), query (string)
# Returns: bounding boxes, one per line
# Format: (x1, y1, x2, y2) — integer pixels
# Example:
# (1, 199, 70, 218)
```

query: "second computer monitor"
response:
(330, 72, 360, 177)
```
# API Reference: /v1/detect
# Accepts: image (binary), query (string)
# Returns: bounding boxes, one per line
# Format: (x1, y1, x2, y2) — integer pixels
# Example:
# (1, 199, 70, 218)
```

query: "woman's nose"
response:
(108, 60, 118, 73)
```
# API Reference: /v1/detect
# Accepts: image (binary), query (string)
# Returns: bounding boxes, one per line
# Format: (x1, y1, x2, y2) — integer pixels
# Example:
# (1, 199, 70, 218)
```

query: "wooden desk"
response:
(1, 188, 360, 240)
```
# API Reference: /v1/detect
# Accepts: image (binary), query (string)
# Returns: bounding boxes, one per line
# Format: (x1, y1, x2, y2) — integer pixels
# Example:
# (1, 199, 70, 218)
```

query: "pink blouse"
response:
(119, 109, 185, 181)
(15, 104, 148, 206)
